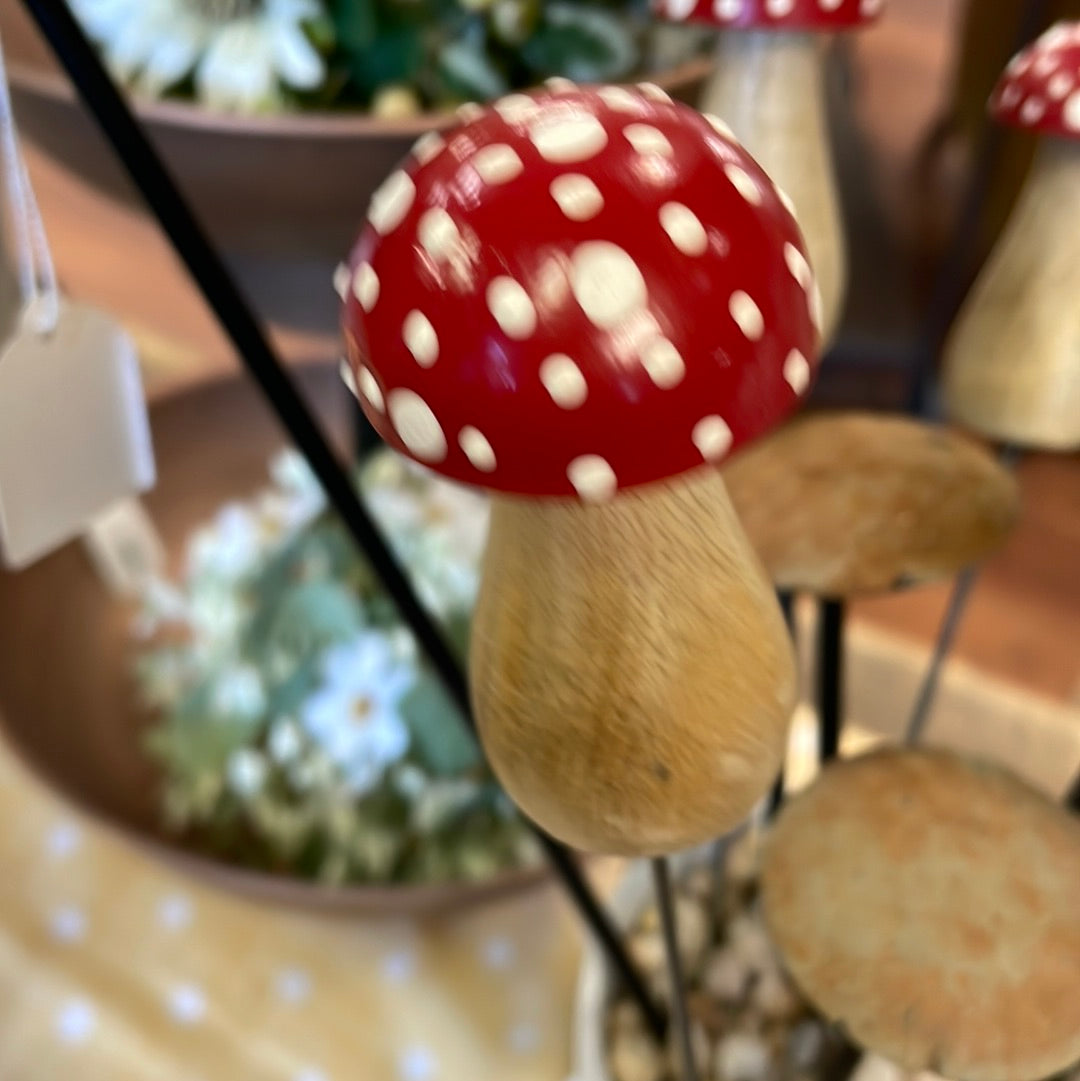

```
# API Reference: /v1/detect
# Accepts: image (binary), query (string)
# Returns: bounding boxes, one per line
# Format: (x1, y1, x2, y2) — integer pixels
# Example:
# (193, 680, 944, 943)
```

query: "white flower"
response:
(211, 664, 266, 719)
(186, 503, 262, 582)
(226, 748, 268, 796)
(268, 716, 303, 763)
(300, 633, 413, 796)
(269, 448, 326, 523)
(69, 0, 325, 112)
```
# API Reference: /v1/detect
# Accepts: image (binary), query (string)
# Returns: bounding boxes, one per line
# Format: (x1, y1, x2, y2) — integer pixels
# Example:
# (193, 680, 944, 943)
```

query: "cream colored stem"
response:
(469, 468, 796, 857)
(943, 137, 1080, 451)
(701, 31, 845, 346)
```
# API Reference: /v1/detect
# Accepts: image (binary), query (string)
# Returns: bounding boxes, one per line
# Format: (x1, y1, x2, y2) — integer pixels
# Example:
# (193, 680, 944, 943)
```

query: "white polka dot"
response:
(157, 894, 194, 932)
(55, 998, 96, 1044)
(1033, 54, 1058, 77)
(403, 310, 439, 367)
(623, 123, 673, 157)
(664, 0, 697, 18)
(494, 94, 537, 124)
(381, 949, 417, 985)
(659, 202, 708, 256)
(275, 967, 313, 1005)
(637, 83, 672, 103)
(167, 984, 207, 1026)
(784, 242, 813, 290)
(540, 354, 588, 408)
(472, 143, 524, 185)
(387, 389, 448, 462)
(714, 0, 742, 18)
(783, 349, 811, 394)
(456, 102, 485, 122)
(724, 163, 762, 204)
(1000, 83, 1023, 108)
(417, 208, 460, 261)
(352, 263, 380, 312)
(693, 416, 733, 461)
(860, 0, 883, 13)
(508, 1020, 542, 1053)
(294, 1069, 329, 1081)
(481, 935, 517, 970)
(368, 171, 415, 235)
(340, 359, 358, 398)
(641, 338, 686, 388)
(810, 282, 824, 332)
(571, 241, 647, 329)
(358, 367, 384, 412)
(398, 1046, 438, 1081)
(530, 114, 607, 163)
(729, 291, 764, 340)
(545, 76, 577, 93)
(332, 263, 350, 299)
(550, 174, 604, 221)
(1020, 96, 1046, 123)
(412, 131, 445, 165)
(704, 113, 736, 140)
(776, 186, 798, 218)
(49, 905, 87, 943)
(568, 456, 618, 502)
(1065, 91, 1080, 130)
(1048, 72, 1073, 100)
(46, 822, 81, 859)
(766, 0, 794, 15)
(818, 0, 842, 9)
(487, 277, 537, 339)
(599, 86, 641, 112)
(459, 426, 496, 472)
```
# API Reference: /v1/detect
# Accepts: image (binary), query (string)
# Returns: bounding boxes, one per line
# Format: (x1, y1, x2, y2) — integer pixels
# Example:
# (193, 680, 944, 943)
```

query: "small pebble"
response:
(787, 1020, 825, 1071)
(849, 1055, 908, 1081)
(629, 930, 667, 978)
(702, 947, 750, 1004)
(715, 1032, 772, 1081)
(609, 1026, 666, 1081)
(753, 967, 802, 1020)
(728, 913, 776, 971)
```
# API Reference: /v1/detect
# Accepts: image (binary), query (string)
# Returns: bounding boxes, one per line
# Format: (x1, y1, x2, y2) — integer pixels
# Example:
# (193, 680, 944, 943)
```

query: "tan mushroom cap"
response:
(761, 748, 1080, 1081)
(721, 412, 1019, 597)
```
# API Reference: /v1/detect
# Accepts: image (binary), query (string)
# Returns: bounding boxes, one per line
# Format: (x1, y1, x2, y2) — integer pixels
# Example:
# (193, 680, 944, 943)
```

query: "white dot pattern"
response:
(1048, 72, 1073, 100)
(471, 144, 523, 185)
(352, 263, 380, 311)
(487, 277, 537, 339)
(387, 389, 447, 462)
(715, 0, 742, 18)
(705, 113, 736, 140)
(1021, 97, 1046, 123)
(724, 163, 762, 205)
(550, 174, 604, 221)
(1064, 90, 1080, 129)
(637, 83, 672, 103)
(766, 0, 795, 15)
(784, 349, 811, 394)
(545, 76, 577, 93)
(568, 455, 617, 501)
(417, 208, 460, 261)
(665, 0, 697, 17)
(623, 124, 674, 157)
(332, 263, 349, 300)
(368, 171, 415, 236)
(339, 359, 358, 399)
(818, 0, 842, 9)
(540, 354, 588, 408)
(529, 114, 607, 163)
(412, 131, 445, 165)
(784, 242, 813, 290)
(659, 202, 708, 256)
(459, 426, 497, 472)
(570, 242, 647, 329)
(641, 338, 686, 388)
(494, 94, 537, 124)
(693, 415, 733, 461)
(358, 367, 385, 412)
(403, 310, 439, 367)
(599, 86, 641, 112)
(456, 102, 485, 122)
(729, 291, 764, 340)
(776, 186, 798, 218)
(55, 998, 96, 1045)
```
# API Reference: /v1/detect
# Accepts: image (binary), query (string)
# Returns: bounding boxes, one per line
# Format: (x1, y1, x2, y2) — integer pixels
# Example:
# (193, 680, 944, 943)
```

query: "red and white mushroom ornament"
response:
(342, 83, 820, 856)
(652, 0, 884, 347)
(943, 21, 1080, 451)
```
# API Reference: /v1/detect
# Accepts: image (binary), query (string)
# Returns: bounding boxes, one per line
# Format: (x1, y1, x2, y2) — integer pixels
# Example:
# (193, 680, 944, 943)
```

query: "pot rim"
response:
(6, 55, 714, 140)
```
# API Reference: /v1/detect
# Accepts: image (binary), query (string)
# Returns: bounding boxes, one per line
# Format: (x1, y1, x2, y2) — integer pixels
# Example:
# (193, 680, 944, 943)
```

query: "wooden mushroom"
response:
(721, 412, 1020, 597)
(943, 22, 1080, 451)
(651, 0, 885, 345)
(761, 748, 1080, 1081)
(342, 84, 823, 855)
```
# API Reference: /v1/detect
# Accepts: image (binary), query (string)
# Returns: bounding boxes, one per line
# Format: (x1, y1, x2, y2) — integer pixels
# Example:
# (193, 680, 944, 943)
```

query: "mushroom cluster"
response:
(342, 82, 821, 855)
(651, 0, 885, 345)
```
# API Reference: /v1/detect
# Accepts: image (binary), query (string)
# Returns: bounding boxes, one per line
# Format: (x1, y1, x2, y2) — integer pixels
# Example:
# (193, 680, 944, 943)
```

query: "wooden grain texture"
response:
(762, 747, 1080, 1081)
(701, 30, 846, 346)
(470, 468, 796, 857)
(943, 137, 1080, 450)
(722, 412, 1020, 597)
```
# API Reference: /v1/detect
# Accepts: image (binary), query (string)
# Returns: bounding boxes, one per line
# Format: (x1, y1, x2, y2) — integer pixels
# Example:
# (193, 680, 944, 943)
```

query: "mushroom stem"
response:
(470, 467, 797, 856)
(701, 31, 845, 345)
(943, 136, 1080, 451)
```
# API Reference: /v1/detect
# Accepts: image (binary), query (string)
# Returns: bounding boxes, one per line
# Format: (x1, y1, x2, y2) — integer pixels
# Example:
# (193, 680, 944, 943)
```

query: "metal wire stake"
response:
(817, 600, 844, 762)
(652, 857, 699, 1081)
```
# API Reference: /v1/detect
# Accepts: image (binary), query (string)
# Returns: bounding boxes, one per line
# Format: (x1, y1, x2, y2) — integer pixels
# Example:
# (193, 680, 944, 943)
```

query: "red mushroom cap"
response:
(650, 0, 883, 31)
(342, 84, 820, 502)
(989, 22, 1080, 137)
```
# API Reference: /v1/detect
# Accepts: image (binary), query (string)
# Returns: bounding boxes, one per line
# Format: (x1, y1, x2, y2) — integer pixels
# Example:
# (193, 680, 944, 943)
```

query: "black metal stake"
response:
(817, 600, 844, 762)
(768, 589, 796, 817)
(18, 0, 665, 1038)
(652, 857, 698, 1081)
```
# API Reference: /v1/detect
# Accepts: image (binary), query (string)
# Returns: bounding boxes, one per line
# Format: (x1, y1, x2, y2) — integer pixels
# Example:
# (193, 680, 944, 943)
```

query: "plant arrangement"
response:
(132, 447, 541, 886)
(69, 0, 710, 113)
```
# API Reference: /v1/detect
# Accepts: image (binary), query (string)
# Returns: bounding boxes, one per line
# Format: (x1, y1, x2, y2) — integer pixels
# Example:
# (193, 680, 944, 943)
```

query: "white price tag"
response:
(0, 299, 156, 569)
(82, 496, 164, 597)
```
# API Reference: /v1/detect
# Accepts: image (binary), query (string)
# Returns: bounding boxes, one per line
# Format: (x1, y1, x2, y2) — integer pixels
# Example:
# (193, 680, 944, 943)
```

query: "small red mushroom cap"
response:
(651, 0, 883, 31)
(342, 83, 820, 502)
(989, 22, 1080, 136)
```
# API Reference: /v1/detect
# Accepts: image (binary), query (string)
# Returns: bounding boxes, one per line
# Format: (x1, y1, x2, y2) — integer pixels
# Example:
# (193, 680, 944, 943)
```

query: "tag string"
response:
(0, 27, 59, 336)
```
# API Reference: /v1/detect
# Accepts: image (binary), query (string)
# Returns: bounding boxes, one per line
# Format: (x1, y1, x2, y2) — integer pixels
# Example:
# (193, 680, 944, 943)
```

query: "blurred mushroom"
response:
(651, 0, 885, 344)
(944, 22, 1080, 451)
(342, 83, 820, 855)
(761, 748, 1080, 1081)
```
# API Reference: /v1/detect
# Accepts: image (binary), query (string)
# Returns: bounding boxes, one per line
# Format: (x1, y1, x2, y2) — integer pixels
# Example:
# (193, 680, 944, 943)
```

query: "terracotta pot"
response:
(0, 365, 551, 916)
(0, 1, 710, 332)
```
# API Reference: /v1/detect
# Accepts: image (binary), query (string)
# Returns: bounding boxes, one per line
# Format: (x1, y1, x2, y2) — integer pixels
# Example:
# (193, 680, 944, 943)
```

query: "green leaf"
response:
(400, 670, 480, 776)
(331, 0, 378, 51)
(522, 4, 637, 81)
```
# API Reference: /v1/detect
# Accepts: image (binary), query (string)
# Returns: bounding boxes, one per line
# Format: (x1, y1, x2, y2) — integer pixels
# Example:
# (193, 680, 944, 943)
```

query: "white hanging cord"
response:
(0, 26, 59, 336)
